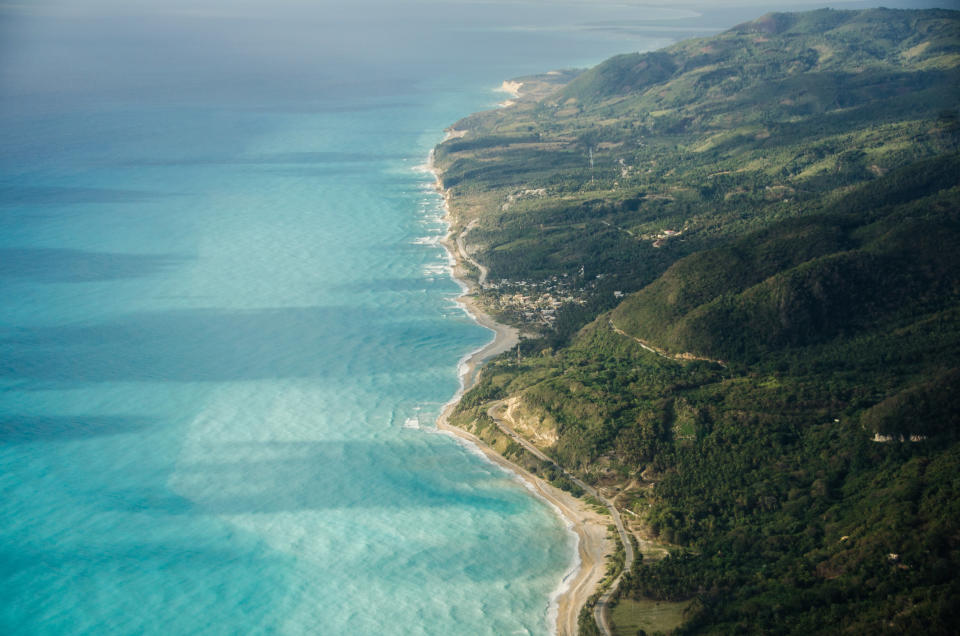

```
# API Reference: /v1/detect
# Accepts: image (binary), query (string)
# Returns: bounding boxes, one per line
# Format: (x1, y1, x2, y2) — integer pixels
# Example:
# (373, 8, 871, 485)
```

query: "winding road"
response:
(456, 219, 489, 287)
(485, 400, 634, 635)
(609, 318, 726, 367)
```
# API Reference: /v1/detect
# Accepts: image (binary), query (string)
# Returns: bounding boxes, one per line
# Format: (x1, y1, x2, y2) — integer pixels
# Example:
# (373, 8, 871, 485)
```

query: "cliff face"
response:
(439, 8, 960, 633)
(503, 396, 559, 448)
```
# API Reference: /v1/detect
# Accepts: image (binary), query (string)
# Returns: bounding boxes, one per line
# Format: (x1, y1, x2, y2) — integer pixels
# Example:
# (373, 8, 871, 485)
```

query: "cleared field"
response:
(611, 598, 691, 635)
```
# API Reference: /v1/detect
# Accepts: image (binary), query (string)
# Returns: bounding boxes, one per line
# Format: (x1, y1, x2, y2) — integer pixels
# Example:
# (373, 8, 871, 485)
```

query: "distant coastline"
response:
(428, 126, 613, 636)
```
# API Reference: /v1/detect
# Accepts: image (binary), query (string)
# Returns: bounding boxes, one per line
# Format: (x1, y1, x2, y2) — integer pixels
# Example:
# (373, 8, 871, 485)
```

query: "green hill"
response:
(435, 8, 960, 634)
(612, 155, 960, 362)
(434, 9, 959, 342)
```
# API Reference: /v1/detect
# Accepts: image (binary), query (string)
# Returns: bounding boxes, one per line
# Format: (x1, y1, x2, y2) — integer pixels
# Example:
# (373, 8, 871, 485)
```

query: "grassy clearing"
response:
(611, 598, 692, 635)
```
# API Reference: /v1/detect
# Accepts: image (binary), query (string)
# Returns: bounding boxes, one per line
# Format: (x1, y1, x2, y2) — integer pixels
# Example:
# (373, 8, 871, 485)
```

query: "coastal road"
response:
(485, 401, 634, 636)
(456, 219, 489, 287)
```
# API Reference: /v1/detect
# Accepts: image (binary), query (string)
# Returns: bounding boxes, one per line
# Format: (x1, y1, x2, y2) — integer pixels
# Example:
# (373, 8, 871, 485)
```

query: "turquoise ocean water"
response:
(0, 2, 692, 633)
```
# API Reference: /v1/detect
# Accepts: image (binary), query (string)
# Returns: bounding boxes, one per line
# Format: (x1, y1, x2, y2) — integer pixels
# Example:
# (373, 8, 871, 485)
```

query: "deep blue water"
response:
(2, 0, 925, 633)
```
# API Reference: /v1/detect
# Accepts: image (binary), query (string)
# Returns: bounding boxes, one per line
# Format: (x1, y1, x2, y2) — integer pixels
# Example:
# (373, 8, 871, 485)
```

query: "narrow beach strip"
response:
(427, 146, 613, 636)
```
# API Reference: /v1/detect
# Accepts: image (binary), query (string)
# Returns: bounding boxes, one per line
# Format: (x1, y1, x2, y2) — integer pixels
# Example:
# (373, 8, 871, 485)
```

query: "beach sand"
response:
(430, 154, 612, 636)
(437, 403, 611, 636)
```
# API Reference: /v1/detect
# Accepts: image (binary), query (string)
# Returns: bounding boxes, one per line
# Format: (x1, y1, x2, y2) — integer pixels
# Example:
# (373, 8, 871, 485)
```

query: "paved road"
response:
(486, 401, 634, 636)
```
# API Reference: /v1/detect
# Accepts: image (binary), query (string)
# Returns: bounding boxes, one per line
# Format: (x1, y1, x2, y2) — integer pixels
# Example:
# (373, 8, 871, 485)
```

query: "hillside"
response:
(434, 8, 960, 635)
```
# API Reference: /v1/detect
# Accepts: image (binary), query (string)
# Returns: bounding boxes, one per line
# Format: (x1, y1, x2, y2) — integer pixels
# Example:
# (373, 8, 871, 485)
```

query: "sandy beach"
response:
(430, 152, 613, 636)
(437, 404, 612, 636)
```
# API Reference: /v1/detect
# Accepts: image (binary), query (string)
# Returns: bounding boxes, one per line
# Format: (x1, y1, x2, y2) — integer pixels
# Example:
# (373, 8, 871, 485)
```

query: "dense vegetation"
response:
(435, 8, 960, 634)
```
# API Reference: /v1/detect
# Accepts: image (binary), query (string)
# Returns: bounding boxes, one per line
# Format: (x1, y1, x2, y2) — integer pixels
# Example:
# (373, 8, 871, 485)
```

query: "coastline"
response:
(427, 145, 612, 636)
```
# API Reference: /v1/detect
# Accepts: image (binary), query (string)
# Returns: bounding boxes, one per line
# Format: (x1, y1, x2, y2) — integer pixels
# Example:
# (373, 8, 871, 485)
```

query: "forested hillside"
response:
(435, 8, 960, 634)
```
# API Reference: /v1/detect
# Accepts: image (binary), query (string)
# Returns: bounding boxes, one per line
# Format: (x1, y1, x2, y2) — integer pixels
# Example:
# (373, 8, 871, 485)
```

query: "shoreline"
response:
(427, 146, 612, 636)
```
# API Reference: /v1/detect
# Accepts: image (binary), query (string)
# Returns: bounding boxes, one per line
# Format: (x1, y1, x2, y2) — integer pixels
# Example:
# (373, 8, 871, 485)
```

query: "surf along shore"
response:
(429, 130, 613, 635)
